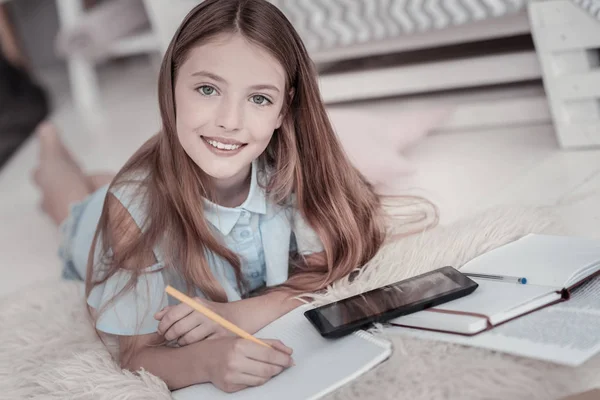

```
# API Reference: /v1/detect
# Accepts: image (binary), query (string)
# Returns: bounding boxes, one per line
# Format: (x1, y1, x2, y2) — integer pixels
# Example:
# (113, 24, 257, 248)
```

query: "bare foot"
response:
(32, 121, 92, 225)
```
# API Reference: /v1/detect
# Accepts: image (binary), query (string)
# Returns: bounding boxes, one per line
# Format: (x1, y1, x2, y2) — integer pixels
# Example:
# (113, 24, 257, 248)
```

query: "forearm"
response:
(125, 341, 211, 390)
(231, 291, 304, 334)
(228, 256, 326, 333)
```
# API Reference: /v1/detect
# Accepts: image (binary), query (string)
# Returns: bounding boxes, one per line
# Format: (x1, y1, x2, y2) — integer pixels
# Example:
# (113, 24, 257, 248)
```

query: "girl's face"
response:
(174, 33, 286, 187)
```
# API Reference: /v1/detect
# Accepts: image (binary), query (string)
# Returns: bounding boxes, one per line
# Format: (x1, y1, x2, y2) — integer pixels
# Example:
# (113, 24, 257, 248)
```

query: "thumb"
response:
(262, 339, 293, 355)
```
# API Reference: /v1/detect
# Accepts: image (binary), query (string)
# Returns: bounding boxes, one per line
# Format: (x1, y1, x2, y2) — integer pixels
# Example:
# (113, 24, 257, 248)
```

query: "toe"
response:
(37, 122, 61, 154)
(36, 120, 58, 138)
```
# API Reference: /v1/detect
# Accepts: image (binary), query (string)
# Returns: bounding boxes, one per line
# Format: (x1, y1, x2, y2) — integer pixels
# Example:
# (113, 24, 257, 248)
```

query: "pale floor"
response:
(1, 58, 599, 298)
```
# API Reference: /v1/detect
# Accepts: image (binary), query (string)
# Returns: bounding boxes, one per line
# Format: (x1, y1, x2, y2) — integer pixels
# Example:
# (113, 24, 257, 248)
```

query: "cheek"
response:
(174, 88, 210, 134)
(248, 112, 281, 143)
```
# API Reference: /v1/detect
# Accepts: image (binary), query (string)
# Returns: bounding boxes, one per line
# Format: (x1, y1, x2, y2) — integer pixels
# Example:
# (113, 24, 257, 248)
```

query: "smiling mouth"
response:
(201, 136, 247, 151)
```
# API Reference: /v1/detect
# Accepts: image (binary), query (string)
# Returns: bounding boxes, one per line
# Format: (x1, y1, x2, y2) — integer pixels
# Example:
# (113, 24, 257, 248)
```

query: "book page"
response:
(460, 234, 600, 288)
(172, 305, 392, 400)
(388, 276, 600, 366)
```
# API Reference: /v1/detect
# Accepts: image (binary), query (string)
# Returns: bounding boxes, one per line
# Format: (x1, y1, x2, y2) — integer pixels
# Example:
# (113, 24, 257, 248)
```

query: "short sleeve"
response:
(87, 263, 168, 336)
(291, 209, 324, 255)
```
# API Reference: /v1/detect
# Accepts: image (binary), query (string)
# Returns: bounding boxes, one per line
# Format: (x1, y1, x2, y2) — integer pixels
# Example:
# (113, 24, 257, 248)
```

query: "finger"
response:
(220, 382, 247, 394)
(154, 306, 172, 320)
(231, 371, 277, 388)
(177, 323, 215, 346)
(238, 340, 293, 368)
(202, 332, 226, 341)
(158, 311, 196, 337)
(155, 296, 203, 321)
(156, 305, 194, 335)
(262, 339, 293, 355)
(235, 357, 285, 381)
(163, 314, 206, 341)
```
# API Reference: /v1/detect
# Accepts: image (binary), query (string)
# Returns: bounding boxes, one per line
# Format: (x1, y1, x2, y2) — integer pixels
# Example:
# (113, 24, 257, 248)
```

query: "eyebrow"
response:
(191, 70, 281, 93)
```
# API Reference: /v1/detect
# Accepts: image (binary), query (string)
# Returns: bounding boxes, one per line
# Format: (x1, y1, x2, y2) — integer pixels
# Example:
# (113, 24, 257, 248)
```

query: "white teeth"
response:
(206, 139, 241, 151)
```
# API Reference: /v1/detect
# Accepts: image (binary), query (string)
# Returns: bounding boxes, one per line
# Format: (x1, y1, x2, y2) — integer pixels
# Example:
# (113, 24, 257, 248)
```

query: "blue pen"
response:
(462, 273, 527, 285)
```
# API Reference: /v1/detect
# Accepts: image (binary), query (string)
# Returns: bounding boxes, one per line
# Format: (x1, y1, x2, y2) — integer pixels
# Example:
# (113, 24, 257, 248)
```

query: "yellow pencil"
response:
(164, 285, 273, 349)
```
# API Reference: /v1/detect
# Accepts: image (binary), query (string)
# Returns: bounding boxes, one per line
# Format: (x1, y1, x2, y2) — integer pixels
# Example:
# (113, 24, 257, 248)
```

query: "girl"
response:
(34, 0, 434, 393)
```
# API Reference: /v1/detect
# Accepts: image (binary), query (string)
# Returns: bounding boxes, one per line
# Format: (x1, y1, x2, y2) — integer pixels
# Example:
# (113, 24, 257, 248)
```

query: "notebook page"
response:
(172, 304, 392, 400)
(460, 234, 600, 288)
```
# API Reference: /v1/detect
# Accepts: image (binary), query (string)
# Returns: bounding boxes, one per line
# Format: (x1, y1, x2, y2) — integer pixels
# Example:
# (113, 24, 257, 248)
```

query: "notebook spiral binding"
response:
(353, 330, 393, 349)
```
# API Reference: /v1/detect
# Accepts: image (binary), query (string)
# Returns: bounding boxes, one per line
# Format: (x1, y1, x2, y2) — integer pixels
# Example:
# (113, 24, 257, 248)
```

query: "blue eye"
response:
(251, 95, 271, 106)
(198, 85, 217, 96)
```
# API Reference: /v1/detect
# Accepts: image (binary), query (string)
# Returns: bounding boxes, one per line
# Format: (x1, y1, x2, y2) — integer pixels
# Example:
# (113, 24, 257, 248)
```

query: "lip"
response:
(200, 136, 247, 157)
(201, 135, 247, 145)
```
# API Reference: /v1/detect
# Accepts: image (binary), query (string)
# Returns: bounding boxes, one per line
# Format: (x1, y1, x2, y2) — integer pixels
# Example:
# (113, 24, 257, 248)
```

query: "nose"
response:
(215, 98, 243, 132)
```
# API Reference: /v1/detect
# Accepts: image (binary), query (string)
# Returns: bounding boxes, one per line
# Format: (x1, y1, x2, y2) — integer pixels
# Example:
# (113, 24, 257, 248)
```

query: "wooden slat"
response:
(319, 50, 542, 103)
(310, 11, 531, 64)
(556, 71, 600, 100)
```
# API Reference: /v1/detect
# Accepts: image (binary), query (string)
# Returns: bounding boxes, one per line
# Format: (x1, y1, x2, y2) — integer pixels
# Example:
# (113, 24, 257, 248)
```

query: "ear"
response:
(275, 88, 295, 129)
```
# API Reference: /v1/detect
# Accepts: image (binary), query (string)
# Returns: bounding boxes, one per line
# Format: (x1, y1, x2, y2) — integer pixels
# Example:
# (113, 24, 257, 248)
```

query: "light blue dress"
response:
(58, 160, 323, 336)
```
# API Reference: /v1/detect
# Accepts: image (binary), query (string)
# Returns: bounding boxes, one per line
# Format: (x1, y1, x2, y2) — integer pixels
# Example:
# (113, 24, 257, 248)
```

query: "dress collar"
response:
(203, 160, 267, 235)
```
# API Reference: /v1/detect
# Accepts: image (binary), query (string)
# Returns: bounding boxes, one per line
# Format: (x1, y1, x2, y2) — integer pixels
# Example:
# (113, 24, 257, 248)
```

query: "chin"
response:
(203, 167, 243, 181)
(200, 158, 249, 181)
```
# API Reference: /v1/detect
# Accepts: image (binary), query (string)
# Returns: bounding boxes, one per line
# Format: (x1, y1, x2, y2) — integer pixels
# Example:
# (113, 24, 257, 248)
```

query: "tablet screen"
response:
(317, 271, 462, 327)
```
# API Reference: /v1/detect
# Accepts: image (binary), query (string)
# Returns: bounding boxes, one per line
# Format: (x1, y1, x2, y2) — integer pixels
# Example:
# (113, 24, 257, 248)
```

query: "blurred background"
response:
(1, 0, 600, 297)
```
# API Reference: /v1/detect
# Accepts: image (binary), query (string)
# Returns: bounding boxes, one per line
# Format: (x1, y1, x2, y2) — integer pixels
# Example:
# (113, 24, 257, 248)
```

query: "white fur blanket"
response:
(2, 206, 599, 400)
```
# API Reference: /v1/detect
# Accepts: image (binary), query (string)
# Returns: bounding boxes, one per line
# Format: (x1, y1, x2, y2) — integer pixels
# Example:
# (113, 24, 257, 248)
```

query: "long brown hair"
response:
(86, 0, 436, 313)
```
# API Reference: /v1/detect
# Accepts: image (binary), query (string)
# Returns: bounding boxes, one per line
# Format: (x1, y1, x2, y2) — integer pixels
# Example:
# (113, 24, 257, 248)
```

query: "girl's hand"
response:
(205, 338, 294, 393)
(155, 298, 235, 346)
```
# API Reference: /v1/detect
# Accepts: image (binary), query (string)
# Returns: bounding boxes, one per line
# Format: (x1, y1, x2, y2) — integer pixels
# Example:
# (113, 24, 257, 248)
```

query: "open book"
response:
(390, 234, 600, 335)
(387, 234, 600, 366)
(171, 304, 392, 400)
(390, 274, 600, 366)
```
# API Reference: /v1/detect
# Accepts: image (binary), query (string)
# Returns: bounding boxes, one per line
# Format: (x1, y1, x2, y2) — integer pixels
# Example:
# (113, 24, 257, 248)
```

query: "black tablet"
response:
(304, 266, 478, 338)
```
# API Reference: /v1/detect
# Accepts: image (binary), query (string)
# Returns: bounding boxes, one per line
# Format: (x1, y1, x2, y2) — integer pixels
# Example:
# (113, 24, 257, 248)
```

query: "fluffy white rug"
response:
(2, 205, 599, 400)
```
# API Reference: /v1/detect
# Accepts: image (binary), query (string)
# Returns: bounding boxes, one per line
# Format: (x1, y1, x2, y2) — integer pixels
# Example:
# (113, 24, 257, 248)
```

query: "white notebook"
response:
(172, 304, 392, 400)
